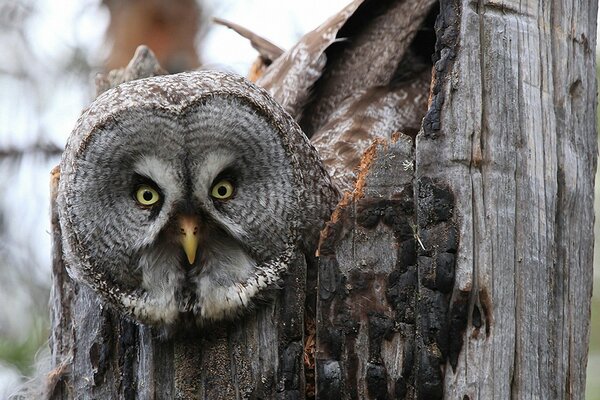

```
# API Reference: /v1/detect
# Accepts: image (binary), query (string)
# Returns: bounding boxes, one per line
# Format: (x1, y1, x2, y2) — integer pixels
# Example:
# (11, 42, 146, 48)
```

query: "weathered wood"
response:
(314, 0, 597, 397)
(298, 0, 437, 137)
(95, 45, 167, 96)
(416, 0, 597, 398)
(256, 0, 437, 141)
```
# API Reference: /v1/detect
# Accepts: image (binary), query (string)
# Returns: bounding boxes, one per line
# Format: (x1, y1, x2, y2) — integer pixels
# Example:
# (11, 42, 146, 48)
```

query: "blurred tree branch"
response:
(0, 144, 63, 159)
(103, 0, 205, 72)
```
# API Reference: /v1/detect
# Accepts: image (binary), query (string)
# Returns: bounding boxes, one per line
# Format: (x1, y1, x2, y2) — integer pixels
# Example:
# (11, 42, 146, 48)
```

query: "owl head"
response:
(57, 71, 337, 326)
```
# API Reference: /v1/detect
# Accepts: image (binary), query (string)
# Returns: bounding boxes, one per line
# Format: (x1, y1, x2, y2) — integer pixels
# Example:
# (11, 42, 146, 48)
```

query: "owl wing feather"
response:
(251, 0, 437, 190)
(255, 0, 366, 120)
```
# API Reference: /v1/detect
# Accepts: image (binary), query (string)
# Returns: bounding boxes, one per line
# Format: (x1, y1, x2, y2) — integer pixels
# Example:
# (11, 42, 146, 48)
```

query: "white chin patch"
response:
(122, 292, 180, 325)
(120, 243, 292, 326)
(193, 250, 283, 321)
(124, 248, 184, 325)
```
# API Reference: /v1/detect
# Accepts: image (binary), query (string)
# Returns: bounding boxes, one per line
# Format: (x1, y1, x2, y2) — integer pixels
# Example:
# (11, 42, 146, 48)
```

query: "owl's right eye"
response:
(135, 185, 161, 207)
(210, 179, 235, 200)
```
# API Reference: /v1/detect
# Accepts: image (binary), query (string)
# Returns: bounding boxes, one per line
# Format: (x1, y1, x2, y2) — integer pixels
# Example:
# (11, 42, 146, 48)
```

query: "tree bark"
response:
(417, 0, 597, 398)
(315, 0, 597, 398)
(316, 136, 421, 398)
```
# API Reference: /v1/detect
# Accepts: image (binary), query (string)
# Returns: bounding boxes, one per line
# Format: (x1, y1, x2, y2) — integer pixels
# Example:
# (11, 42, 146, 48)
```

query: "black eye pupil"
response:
(217, 186, 228, 196)
(143, 191, 153, 201)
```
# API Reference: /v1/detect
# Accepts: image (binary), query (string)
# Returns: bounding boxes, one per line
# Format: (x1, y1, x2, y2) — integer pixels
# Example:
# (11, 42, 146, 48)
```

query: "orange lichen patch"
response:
(353, 138, 386, 199)
(248, 57, 267, 82)
(304, 317, 316, 399)
(329, 192, 353, 224)
(318, 139, 390, 255)
(50, 165, 61, 198)
(391, 131, 403, 143)
(427, 68, 437, 108)
(316, 192, 352, 257)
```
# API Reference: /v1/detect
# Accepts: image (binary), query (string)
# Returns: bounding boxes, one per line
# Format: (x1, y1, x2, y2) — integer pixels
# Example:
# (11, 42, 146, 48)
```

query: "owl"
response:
(57, 0, 432, 329)
(57, 71, 339, 326)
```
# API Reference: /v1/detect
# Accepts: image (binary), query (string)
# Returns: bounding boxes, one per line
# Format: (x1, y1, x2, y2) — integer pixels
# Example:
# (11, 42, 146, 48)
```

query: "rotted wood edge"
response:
(413, 0, 466, 397)
(315, 131, 461, 399)
(313, 1, 464, 397)
(48, 165, 71, 399)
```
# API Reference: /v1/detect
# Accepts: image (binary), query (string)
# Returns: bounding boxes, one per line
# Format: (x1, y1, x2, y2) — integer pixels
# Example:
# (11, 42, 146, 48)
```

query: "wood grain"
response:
(417, 0, 597, 398)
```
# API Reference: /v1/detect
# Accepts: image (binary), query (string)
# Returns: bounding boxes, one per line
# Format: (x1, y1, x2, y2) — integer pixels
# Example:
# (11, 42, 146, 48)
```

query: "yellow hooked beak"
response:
(179, 215, 199, 265)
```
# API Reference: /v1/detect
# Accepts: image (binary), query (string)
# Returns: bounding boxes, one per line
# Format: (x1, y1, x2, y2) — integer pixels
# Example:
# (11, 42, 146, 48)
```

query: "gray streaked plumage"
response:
(57, 71, 338, 326)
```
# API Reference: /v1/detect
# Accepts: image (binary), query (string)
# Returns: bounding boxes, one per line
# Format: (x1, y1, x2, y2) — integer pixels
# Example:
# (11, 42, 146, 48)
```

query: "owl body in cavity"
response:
(58, 71, 338, 326)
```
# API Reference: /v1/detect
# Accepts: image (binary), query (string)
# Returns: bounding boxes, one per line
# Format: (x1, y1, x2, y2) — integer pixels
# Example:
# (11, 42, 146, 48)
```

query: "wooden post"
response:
(415, 0, 597, 398)
(314, 0, 597, 398)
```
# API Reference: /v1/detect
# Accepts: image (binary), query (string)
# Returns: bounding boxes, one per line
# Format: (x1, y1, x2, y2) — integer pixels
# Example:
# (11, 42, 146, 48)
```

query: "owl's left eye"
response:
(135, 185, 161, 206)
(210, 179, 235, 200)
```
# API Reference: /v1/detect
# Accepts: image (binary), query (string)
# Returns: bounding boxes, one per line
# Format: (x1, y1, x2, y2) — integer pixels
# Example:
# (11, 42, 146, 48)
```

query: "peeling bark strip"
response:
(316, 135, 419, 399)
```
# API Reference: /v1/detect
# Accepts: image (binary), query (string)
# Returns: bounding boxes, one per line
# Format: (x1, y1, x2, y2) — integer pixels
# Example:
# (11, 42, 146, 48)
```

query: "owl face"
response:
(58, 72, 337, 326)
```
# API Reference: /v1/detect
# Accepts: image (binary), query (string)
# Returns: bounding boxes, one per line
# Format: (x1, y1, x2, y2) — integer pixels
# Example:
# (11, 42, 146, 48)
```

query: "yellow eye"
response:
(135, 185, 160, 206)
(211, 179, 234, 200)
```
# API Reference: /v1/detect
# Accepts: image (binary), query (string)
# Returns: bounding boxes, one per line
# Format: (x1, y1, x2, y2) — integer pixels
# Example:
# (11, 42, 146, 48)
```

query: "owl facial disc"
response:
(57, 70, 338, 327)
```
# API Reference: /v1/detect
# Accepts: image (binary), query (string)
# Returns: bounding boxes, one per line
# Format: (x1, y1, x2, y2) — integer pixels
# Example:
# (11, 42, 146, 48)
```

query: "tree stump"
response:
(46, 0, 597, 398)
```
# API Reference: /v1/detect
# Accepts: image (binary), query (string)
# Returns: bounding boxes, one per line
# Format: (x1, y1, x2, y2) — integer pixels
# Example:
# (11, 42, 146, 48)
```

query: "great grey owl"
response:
(57, 0, 432, 329)
(57, 71, 338, 326)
